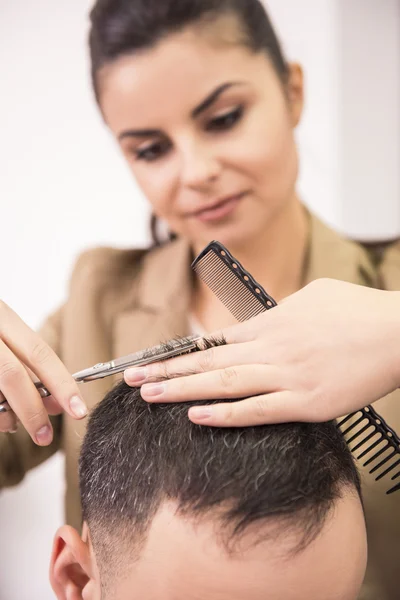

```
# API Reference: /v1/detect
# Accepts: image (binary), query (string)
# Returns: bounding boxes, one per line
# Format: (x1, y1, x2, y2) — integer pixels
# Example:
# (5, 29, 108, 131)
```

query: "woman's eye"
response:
(206, 106, 244, 132)
(135, 139, 171, 162)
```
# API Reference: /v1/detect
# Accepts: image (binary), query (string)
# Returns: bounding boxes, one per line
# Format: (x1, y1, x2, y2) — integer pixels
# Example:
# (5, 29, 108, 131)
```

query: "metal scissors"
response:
(33, 335, 202, 399)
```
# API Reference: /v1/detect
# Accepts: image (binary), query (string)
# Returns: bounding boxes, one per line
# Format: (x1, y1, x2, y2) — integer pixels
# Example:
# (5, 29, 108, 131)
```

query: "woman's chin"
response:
(183, 199, 273, 252)
(189, 222, 260, 254)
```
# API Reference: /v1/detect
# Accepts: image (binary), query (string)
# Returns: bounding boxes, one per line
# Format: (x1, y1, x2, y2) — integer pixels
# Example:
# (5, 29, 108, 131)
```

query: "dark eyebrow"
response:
(118, 81, 245, 141)
(118, 128, 161, 141)
(191, 81, 245, 118)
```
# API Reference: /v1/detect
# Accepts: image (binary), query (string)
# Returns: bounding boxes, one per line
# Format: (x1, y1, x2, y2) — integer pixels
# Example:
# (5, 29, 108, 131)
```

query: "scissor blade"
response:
(34, 336, 202, 394)
(111, 336, 201, 370)
(74, 336, 201, 382)
(72, 362, 114, 382)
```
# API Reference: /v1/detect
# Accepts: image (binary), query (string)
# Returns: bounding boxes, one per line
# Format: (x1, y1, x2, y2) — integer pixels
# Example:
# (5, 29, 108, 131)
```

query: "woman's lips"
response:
(190, 193, 246, 223)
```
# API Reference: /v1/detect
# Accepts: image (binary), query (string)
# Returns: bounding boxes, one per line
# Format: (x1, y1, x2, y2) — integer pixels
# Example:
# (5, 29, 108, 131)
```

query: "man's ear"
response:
(49, 525, 96, 600)
(286, 62, 304, 128)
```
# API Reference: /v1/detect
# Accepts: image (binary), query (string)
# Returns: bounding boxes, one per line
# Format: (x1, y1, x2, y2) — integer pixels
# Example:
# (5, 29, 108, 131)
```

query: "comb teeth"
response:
(192, 242, 277, 321)
(193, 251, 268, 322)
(337, 406, 400, 494)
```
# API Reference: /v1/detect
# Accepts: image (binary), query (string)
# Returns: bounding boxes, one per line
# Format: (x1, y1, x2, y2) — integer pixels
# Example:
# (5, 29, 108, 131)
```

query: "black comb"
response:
(191, 241, 277, 322)
(337, 406, 400, 494)
(192, 240, 400, 494)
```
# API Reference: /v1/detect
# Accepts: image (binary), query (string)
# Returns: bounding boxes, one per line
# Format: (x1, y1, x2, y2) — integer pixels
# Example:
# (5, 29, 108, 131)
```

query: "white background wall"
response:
(0, 1, 399, 598)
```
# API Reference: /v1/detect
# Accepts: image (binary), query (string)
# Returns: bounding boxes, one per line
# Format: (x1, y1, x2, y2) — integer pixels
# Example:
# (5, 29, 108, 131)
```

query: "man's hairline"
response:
(88, 480, 359, 572)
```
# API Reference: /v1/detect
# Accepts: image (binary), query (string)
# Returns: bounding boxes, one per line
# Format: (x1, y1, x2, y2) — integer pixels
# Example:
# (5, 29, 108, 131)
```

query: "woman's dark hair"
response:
(89, 0, 288, 100)
(89, 0, 289, 246)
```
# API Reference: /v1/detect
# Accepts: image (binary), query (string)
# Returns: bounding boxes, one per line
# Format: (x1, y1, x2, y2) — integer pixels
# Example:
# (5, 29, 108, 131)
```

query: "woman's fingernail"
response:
(36, 425, 53, 445)
(141, 383, 166, 399)
(125, 368, 147, 384)
(189, 407, 213, 421)
(70, 396, 88, 418)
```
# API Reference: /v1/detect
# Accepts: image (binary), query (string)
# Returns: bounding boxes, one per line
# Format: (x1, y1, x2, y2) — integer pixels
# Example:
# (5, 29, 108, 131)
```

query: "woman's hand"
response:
(125, 279, 400, 426)
(0, 301, 87, 444)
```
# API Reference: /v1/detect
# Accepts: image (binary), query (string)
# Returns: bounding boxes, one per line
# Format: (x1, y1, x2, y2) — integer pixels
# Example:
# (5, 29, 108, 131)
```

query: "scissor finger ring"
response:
(0, 391, 13, 414)
(0, 400, 12, 414)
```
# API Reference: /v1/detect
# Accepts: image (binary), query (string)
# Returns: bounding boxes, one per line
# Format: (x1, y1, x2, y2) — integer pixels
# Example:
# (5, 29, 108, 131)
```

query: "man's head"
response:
(50, 341, 367, 600)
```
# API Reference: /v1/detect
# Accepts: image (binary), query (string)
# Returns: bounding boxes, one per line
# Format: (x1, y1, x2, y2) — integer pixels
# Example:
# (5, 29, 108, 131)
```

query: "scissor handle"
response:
(34, 381, 51, 398)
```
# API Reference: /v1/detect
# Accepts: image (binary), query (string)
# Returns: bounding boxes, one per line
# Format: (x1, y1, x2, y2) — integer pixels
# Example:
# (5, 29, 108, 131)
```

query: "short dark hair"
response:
(79, 337, 361, 588)
(89, 0, 289, 103)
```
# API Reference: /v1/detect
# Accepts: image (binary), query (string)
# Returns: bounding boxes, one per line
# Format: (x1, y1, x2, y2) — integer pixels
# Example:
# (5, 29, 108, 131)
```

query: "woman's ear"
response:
(286, 63, 304, 128)
(49, 525, 96, 600)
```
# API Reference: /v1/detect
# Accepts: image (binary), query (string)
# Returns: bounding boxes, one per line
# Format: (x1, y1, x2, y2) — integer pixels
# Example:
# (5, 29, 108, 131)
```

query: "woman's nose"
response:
(180, 144, 221, 189)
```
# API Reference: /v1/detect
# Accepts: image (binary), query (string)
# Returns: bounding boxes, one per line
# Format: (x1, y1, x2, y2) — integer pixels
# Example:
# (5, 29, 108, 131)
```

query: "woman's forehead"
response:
(98, 32, 271, 127)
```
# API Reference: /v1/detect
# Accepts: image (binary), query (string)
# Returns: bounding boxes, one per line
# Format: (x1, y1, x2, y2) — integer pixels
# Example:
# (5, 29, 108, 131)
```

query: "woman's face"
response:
(98, 22, 304, 252)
